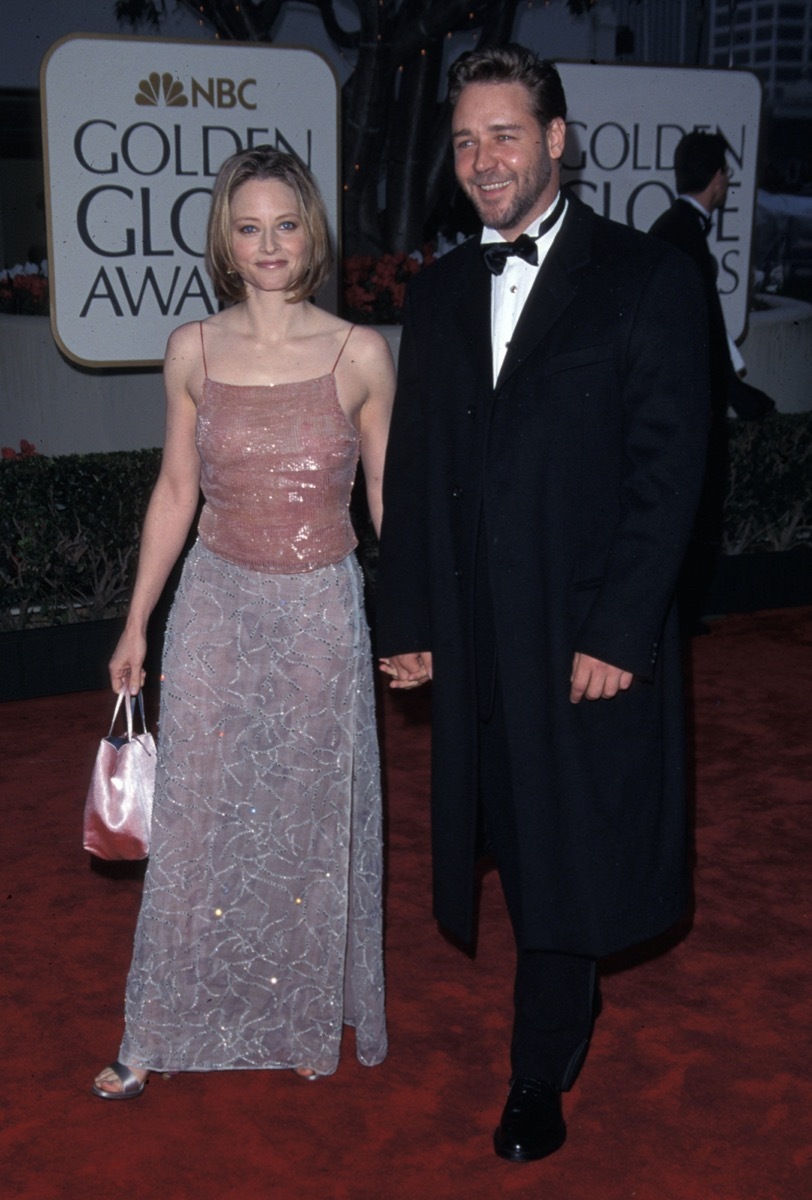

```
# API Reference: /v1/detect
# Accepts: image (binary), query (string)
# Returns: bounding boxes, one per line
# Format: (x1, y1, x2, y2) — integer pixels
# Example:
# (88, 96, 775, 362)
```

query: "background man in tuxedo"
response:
(376, 45, 710, 1164)
(649, 131, 774, 630)
(648, 130, 775, 422)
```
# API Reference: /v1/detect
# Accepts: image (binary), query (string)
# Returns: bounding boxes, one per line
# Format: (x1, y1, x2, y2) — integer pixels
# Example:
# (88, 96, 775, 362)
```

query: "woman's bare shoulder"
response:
(164, 319, 204, 363)
(163, 321, 211, 403)
(343, 322, 396, 367)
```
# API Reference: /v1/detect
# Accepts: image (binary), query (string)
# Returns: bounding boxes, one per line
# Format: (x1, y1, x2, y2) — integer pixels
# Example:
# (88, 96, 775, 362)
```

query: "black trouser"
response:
(477, 663, 598, 1090)
(474, 527, 598, 1089)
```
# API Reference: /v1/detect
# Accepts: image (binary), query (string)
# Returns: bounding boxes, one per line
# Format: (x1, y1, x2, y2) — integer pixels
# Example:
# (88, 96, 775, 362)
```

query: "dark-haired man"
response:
(649, 131, 774, 630)
(649, 130, 774, 421)
(377, 45, 709, 1163)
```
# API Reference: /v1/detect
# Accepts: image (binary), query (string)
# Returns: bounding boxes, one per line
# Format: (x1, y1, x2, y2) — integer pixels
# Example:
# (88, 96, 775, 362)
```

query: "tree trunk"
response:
(397, 0, 523, 249)
(383, 44, 443, 252)
(340, 2, 396, 254)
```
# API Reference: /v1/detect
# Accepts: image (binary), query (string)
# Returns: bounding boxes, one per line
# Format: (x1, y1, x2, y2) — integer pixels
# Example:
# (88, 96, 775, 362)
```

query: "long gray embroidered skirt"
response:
(119, 541, 387, 1075)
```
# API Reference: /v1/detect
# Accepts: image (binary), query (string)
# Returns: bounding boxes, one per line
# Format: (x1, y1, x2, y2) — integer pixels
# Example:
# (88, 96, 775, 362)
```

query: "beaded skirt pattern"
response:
(119, 541, 387, 1075)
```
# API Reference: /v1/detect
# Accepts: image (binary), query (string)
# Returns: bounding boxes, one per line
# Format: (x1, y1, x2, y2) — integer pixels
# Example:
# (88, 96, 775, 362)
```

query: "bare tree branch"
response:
(295, 0, 362, 49)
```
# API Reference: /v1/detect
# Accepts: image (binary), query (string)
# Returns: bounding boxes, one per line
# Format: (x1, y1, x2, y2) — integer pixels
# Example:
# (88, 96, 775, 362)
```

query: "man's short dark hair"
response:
(447, 43, 567, 127)
(674, 131, 729, 195)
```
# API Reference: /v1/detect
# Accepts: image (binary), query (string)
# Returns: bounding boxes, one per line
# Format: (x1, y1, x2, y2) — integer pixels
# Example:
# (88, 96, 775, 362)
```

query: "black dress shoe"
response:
(493, 1076, 566, 1163)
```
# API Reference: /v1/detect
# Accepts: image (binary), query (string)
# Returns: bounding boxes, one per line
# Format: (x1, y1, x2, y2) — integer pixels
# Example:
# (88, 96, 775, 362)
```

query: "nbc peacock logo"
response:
(133, 72, 257, 109)
(135, 72, 189, 107)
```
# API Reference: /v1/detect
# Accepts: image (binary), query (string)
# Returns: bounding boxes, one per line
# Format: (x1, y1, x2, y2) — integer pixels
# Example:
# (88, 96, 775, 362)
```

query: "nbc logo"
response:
(134, 72, 257, 110)
(135, 73, 188, 107)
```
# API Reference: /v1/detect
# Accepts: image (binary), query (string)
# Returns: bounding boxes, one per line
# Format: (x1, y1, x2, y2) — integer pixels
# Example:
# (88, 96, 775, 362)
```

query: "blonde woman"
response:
(93, 146, 393, 1097)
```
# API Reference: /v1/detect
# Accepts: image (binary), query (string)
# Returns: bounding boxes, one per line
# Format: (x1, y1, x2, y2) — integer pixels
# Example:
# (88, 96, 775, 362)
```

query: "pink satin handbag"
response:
(83, 689, 156, 860)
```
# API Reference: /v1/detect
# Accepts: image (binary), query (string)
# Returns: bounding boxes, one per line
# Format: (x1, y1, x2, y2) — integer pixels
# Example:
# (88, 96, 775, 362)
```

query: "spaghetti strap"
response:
(331, 325, 355, 374)
(199, 321, 208, 379)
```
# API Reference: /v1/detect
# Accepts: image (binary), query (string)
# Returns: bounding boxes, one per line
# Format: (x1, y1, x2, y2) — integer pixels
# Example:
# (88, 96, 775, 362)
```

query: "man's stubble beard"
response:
(469, 155, 552, 235)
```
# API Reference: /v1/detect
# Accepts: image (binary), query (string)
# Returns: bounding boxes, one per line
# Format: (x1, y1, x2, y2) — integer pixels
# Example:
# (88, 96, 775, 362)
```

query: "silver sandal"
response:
(91, 1060, 147, 1100)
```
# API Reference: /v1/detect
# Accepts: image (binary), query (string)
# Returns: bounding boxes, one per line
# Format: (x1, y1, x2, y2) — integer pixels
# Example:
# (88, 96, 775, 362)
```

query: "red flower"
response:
(0, 265, 50, 315)
(16, 275, 47, 300)
(1, 439, 38, 459)
(342, 247, 436, 321)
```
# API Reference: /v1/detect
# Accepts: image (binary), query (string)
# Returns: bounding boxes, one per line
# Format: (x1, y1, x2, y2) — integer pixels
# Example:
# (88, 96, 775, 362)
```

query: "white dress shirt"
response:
(678, 192, 712, 223)
(481, 193, 567, 384)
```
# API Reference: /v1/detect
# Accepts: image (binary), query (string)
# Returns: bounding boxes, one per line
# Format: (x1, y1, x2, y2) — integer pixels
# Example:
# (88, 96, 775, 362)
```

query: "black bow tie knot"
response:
(481, 233, 538, 275)
(480, 193, 567, 275)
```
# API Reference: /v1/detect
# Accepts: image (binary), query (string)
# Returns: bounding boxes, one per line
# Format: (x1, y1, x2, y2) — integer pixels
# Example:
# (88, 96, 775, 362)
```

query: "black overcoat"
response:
(376, 194, 710, 957)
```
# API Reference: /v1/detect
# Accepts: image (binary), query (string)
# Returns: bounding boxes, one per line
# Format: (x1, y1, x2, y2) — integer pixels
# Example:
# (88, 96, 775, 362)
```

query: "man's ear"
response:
(546, 117, 567, 163)
(712, 167, 728, 203)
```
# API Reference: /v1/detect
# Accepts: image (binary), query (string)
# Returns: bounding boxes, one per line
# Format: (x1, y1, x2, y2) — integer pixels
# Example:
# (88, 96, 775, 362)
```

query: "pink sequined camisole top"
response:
(195, 322, 360, 574)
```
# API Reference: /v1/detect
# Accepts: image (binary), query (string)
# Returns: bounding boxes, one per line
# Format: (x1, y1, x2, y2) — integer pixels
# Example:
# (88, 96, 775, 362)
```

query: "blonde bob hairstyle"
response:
(205, 145, 332, 305)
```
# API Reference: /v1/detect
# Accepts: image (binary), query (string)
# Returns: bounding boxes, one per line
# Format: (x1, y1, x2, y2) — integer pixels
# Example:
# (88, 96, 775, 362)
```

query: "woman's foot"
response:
(91, 1061, 148, 1100)
(293, 1066, 320, 1081)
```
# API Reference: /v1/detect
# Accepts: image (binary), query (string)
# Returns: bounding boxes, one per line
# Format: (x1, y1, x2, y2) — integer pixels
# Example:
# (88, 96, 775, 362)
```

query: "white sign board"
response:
(41, 35, 339, 366)
(557, 63, 762, 342)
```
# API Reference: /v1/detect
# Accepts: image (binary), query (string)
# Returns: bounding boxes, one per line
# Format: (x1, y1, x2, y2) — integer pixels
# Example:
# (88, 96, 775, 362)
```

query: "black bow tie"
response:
(482, 234, 538, 274)
(480, 192, 567, 275)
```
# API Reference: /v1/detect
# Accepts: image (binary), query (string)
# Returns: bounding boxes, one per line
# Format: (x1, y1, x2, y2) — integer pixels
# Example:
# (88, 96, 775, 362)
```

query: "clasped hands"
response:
(379, 650, 632, 703)
(379, 652, 433, 690)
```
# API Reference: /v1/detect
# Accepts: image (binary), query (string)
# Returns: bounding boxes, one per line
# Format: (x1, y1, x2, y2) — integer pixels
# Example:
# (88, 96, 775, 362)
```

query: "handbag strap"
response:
(108, 688, 149, 741)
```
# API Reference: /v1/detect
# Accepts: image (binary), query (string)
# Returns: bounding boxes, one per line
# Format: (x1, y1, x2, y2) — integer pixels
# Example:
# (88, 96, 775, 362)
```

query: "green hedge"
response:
(1, 414, 810, 631)
(0, 450, 161, 630)
(724, 412, 812, 554)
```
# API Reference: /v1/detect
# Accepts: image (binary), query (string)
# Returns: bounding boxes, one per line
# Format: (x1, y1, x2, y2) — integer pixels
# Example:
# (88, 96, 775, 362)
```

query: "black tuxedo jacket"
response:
(377, 193, 711, 955)
(649, 198, 773, 419)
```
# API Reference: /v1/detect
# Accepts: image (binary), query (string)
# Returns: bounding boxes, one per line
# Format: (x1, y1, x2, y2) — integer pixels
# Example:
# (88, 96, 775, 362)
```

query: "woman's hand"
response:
(109, 629, 148, 695)
(379, 651, 433, 689)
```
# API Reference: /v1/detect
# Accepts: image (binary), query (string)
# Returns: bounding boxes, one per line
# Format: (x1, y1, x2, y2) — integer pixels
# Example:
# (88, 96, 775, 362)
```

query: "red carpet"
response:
(1, 608, 810, 1199)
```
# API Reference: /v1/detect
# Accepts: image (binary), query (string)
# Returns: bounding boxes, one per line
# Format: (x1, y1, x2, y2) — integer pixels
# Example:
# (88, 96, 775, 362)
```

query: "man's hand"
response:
(570, 652, 633, 703)
(379, 651, 433, 689)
